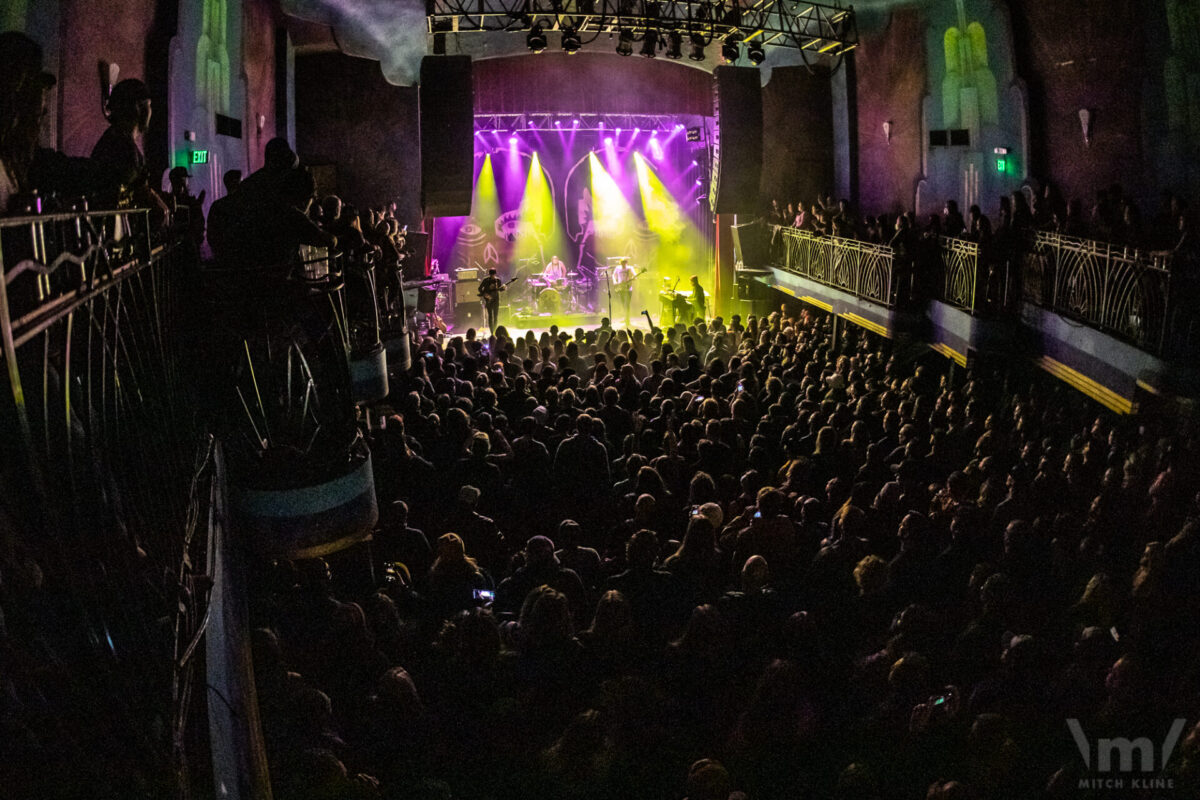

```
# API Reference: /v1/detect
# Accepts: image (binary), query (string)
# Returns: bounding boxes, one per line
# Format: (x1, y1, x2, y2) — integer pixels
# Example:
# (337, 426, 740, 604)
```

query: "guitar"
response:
(611, 267, 648, 292)
(478, 276, 518, 305)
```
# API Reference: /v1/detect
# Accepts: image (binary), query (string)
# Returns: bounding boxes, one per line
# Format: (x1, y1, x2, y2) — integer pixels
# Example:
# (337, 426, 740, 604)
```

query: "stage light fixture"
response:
(561, 27, 582, 53)
(527, 22, 547, 52)
(722, 35, 740, 63)
(688, 33, 706, 61)
(665, 31, 682, 59)
(616, 29, 633, 56)
(640, 33, 659, 58)
(746, 40, 765, 64)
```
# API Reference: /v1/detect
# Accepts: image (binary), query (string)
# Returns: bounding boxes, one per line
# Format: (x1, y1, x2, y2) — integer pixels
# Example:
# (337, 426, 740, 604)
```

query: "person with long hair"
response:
(428, 533, 490, 618)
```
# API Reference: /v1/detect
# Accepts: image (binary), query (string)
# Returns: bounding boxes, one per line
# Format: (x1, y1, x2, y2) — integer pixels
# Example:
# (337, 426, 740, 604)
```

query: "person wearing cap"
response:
(168, 165, 206, 245)
(496, 534, 588, 623)
(0, 31, 56, 213)
(91, 77, 170, 223)
(441, 484, 505, 577)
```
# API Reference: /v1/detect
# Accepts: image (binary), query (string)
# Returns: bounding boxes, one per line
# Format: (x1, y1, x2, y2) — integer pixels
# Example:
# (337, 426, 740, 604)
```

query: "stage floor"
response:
(443, 309, 658, 338)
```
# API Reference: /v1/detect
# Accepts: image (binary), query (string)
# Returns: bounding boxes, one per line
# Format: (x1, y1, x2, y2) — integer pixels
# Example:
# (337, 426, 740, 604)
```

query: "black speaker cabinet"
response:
(709, 66, 763, 215)
(402, 231, 429, 281)
(730, 220, 770, 267)
(420, 56, 474, 218)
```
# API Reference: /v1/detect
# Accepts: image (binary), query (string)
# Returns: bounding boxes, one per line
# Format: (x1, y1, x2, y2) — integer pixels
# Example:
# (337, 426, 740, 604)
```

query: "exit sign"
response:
(192, 150, 209, 164)
(996, 158, 1006, 173)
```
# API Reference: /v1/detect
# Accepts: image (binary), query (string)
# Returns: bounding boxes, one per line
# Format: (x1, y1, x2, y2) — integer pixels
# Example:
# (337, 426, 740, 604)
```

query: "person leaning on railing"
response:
(90, 78, 172, 228)
(889, 214, 918, 305)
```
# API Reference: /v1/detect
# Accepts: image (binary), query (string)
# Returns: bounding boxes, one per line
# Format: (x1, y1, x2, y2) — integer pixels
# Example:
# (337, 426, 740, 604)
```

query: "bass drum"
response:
(536, 287, 562, 314)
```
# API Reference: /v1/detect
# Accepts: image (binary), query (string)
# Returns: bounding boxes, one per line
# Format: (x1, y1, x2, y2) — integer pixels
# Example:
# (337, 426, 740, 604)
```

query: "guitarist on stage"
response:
(612, 258, 638, 326)
(478, 269, 506, 332)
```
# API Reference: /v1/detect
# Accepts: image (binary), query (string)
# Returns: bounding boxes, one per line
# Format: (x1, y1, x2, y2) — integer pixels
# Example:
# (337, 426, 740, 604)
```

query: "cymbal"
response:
(567, 272, 580, 278)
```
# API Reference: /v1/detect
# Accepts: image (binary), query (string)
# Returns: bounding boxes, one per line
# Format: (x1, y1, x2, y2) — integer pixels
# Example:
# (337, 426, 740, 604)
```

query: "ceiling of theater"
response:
(279, 0, 900, 86)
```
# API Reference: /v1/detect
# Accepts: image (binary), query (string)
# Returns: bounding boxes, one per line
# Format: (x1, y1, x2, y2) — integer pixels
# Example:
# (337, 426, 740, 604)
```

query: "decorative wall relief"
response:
(196, 0, 231, 114)
(916, 0, 1028, 219)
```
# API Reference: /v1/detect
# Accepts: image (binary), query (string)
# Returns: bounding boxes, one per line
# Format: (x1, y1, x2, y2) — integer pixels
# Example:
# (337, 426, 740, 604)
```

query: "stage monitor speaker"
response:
(709, 66, 763, 215)
(454, 278, 480, 304)
(402, 231, 429, 281)
(455, 302, 484, 331)
(420, 56, 474, 218)
(730, 220, 770, 267)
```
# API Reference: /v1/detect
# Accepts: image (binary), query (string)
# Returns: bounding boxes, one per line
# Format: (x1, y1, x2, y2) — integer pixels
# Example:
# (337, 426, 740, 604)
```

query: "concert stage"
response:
(430, 112, 717, 333)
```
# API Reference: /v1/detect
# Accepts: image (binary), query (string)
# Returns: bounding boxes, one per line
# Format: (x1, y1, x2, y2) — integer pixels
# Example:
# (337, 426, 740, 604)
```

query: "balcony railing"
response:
(1020, 231, 1179, 356)
(1, 210, 209, 796)
(773, 226, 898, 307)
(939, 236, 982, 312)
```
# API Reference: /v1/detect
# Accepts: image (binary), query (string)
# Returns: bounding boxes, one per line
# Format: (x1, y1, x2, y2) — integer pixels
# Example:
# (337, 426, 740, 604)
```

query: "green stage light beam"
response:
(588, 151, 641, 261)
(514, 152, 570, 271)
(633, 151, 707, 285)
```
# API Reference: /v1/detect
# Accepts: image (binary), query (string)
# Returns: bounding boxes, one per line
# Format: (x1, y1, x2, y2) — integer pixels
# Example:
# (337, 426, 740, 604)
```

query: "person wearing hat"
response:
(168, 165, 206, 245)
(91, 77, 170, 222)
(0, 31, 57, 213)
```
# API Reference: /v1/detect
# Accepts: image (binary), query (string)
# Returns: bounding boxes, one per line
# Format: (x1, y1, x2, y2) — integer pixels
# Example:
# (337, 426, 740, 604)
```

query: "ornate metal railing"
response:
(939, 236, 982, 312)
(1019, 231, 1174, 355)
(0, 211, 210, 797)
(774, 226, 898, 307)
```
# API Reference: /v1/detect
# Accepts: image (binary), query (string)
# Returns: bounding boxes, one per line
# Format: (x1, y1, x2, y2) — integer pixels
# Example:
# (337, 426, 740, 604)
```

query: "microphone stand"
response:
(605, 266, 614, 322)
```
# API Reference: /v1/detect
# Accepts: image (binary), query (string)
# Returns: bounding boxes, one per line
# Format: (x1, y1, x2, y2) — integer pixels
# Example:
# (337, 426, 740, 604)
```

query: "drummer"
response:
(543, 255, 568, 285)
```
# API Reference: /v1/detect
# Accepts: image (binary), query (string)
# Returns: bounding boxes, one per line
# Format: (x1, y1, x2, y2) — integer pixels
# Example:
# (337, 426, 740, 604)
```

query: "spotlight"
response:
(616, 29, 633, 57)
(561, 27, 581, 53)
(640, 33, 658, 58)
(721, 35, 740, 63)
(527, 22, 547, 52)
(746, 40, 764, 65)
(665, 31, 682, 59)
(688, 33, 705, 61)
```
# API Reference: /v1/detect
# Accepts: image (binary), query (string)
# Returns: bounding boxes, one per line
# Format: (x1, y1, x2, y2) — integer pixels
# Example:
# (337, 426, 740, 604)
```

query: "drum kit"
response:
(525, 262, 593, 314)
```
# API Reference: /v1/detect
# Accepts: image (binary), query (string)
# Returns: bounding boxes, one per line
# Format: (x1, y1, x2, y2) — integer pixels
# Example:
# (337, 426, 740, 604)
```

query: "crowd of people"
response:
(7, 25, 1200, 800)
(246, 307, 1200, 800)
(768, 185, 1194, 265)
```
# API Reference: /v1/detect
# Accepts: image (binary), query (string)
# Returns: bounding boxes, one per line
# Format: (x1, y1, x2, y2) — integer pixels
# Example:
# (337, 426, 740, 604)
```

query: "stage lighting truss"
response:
(426, 0, 858, 60)
(474, 112, 705, 136)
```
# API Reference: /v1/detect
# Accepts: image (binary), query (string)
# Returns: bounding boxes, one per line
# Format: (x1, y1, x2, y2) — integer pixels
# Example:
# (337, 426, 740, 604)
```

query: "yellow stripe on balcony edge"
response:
(1036, 356, 1134, 414)
(930, 342, 967, 366)
(841, 312, 890, 338)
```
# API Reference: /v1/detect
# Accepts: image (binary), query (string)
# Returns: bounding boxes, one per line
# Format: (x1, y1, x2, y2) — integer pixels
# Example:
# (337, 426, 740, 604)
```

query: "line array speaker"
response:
(420, 56, 474, 218)
(709, 66, 763, 215)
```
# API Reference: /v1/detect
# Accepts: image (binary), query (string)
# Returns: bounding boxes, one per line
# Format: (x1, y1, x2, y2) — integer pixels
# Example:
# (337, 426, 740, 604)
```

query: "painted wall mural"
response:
(916, 0, 1028, 218)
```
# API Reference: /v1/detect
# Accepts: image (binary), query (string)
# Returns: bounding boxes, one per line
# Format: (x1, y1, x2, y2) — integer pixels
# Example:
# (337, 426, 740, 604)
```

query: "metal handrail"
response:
(772, 226, 898, 307)
(1020, 230, 1173, 355)
(1, 208, 209, 795)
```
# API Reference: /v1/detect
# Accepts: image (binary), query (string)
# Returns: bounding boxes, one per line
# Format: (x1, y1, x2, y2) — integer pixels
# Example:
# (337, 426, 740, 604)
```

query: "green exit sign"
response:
(996, 157, 1006, 173)
(192, 150, 209, 165)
